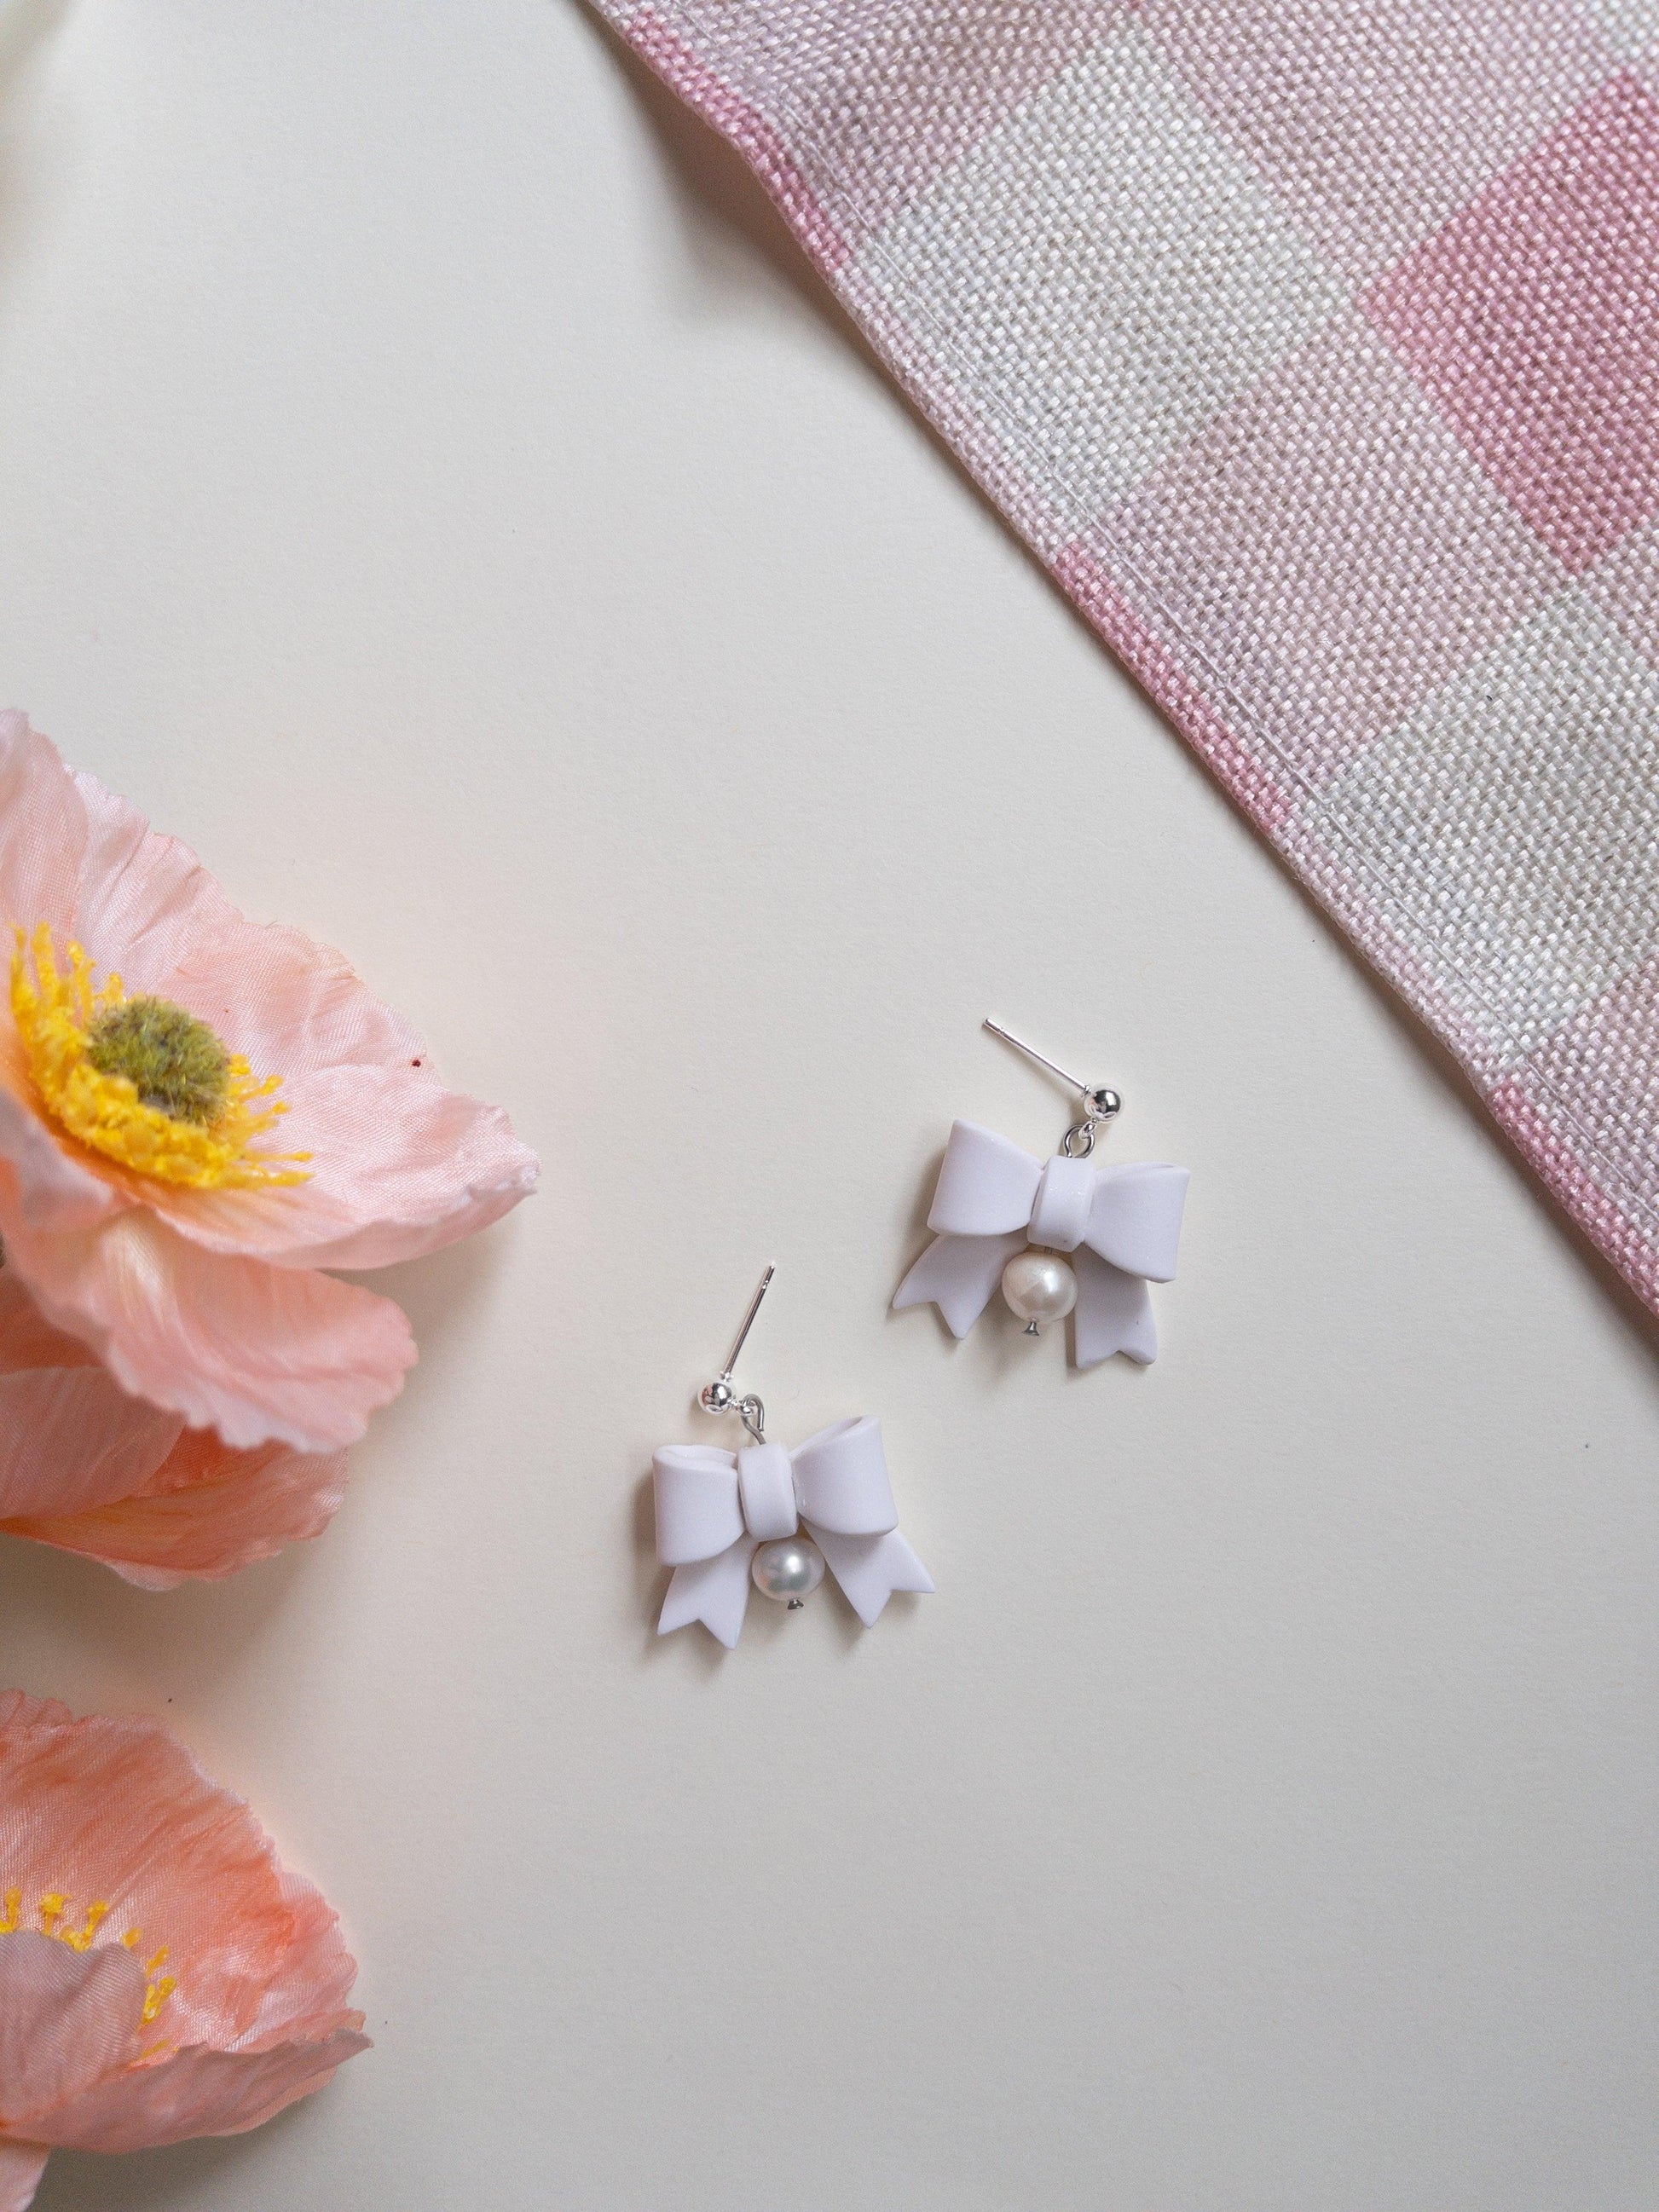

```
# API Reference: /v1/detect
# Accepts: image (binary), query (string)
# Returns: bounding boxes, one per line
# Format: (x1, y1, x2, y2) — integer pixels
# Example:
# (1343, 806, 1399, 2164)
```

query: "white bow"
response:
(654, 1416, 934, 1649)
(893, 1119, 1188, 1366)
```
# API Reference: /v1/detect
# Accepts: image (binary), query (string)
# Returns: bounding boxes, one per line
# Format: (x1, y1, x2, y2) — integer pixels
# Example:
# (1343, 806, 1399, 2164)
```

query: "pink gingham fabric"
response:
(598, 0, 1659, 1315)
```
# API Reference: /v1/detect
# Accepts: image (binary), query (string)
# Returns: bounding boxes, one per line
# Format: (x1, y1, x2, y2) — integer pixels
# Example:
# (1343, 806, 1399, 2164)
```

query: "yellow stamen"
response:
(64, 1901, 111, 1952)
(3, 1891, 182, 2025)
(9, 925, 311, 1189)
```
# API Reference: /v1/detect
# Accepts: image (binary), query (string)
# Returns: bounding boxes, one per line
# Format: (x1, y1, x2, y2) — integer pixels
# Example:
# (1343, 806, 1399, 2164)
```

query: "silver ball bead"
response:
(751, 1537, 825, 1604)
(698, 1379, 737, 1417)
(1002, 1249, 1078, 1331)
(1084, 1087, 1121, 1121)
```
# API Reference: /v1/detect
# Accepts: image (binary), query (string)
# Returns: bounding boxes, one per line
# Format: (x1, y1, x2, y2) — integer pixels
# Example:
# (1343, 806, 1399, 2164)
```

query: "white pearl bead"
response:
(751, 1537, 825, 1604)
(1001, 1249, 1078, 1331)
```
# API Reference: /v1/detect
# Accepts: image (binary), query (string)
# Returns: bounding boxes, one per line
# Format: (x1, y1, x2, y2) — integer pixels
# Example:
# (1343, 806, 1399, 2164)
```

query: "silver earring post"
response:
(697, 1262, 773, 1441)
(983, 1018, 1121, 1158)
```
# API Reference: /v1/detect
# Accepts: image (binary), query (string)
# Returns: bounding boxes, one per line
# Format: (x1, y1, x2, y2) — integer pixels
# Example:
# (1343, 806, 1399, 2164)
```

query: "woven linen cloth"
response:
(594, 0, 1659, 1314)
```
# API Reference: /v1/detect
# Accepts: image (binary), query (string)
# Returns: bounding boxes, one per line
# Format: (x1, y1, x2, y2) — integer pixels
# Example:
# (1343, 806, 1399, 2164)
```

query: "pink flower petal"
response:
(0, 1704, 362, 2060)
(0, 2140, 49, 2212)
(0, 1692, 72, 1729)
(0, 1207, 414, 1452)
(0, 1700, 367, 2164)
(0, 1368, 182, 1518)
(0, 1269, 98, 1377)
(0, 1269, 184, 1522)
(41, 2029, 369, 2154)
(0, 1275, 342, 1579)
(70, 772, 427, 1075)
(5, 1432, 348, 1586)
(0, 1087, 123, 1237)
(0, 1933, 145, 2128)
(234, 1867, 361, 2051)
(146, 1063, 538, 1268)
(0, 714, 86, 939)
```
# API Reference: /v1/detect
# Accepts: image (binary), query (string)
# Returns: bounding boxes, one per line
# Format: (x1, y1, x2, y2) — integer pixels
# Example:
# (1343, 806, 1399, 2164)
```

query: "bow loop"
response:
(1084, 1163, 1189, 1282)
(652, 1446, 743, 1565)
(927, 1120, 1043, 1235)
(789, 1416, 898, 1536)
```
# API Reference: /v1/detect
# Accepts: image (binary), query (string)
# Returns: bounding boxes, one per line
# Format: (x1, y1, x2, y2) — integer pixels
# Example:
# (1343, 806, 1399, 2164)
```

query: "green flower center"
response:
(84, 997, 232, 1126)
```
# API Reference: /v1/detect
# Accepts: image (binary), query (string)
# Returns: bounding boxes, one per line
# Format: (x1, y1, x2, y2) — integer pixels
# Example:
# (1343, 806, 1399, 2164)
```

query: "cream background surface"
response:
(0, 6, 1656, 2208)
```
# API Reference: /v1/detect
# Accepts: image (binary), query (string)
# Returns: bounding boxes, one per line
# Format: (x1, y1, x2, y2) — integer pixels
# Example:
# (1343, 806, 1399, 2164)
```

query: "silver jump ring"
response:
(1063, 1085, 1122, 1157)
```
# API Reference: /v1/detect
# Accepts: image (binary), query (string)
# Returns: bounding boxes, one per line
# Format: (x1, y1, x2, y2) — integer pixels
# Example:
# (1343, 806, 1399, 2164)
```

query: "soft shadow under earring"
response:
(651, 1266, 934, 1649)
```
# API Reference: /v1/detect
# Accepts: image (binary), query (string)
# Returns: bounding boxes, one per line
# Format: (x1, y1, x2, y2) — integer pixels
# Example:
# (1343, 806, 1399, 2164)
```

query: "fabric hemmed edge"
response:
(620, 8, 852, 278)
(1487, 1073, 1659, 1312)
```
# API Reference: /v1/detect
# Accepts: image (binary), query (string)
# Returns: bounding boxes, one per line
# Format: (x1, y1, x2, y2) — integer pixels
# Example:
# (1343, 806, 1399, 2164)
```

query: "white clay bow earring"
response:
(653, 1266, 934, 1649)
(893, 1020, 1190, 1369)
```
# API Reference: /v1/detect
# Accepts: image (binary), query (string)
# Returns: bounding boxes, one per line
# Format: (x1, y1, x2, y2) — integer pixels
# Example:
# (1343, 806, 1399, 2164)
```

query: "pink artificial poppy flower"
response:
(0, 712, 536, 1454)
(0, 1270, 344, 1584)
(0, 1691, 368, 2210)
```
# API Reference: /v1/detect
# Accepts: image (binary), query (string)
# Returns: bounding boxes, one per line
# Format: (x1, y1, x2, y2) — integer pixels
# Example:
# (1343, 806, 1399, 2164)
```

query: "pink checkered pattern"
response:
(600, 0, 1659, 1316)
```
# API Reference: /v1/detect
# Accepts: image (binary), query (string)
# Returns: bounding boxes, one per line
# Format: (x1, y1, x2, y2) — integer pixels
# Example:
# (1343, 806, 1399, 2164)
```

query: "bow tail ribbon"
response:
(812, 1526, 935, 1626)
(893, 1230, 1026, 1337)
(1072, 1245, 1156, 1369)
(658, 1536, 757, 1650)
